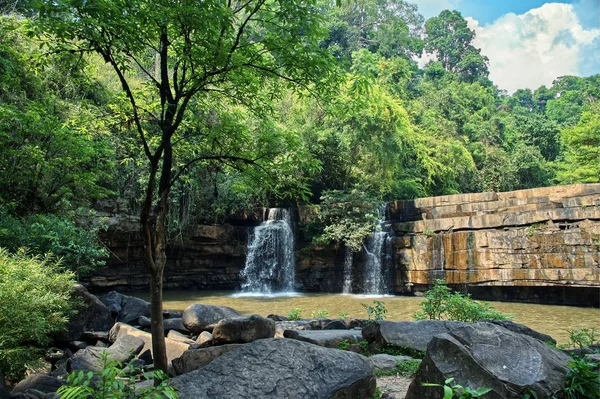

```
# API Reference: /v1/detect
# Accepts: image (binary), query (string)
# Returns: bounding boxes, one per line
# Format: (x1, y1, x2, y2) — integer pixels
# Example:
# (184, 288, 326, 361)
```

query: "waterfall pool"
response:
(133, 290, 600, 345)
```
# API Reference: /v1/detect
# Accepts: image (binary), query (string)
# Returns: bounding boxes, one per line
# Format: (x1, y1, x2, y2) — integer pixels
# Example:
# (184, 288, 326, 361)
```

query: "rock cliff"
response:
(83, 184, 599, 305)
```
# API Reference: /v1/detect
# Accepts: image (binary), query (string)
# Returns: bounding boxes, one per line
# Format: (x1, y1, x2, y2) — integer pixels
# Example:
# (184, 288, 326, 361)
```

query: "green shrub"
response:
(561, 328, 599, 350)
(57, 353, 177, 399)
(0, 212, 108, 277)
(0, 248, 75, 381)
(362, 300, 387, 321)
(339, 311, 349, 318)
(563, 358, 600, 399)
(287, 308, 303, 320)
(414, 280, 511, 322)
(311, 309, 329, 319)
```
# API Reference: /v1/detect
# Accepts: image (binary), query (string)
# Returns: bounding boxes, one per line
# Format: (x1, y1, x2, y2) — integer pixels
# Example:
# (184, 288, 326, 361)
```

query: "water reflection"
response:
(134, 290, 600, 345)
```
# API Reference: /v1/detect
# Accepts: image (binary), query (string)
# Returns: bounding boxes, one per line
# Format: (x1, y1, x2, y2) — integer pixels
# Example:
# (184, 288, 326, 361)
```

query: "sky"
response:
(411, 0, 600, 94)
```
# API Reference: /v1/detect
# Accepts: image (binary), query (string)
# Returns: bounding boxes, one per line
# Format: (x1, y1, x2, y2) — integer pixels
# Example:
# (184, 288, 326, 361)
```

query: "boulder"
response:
(196, 331, 213, 346)
(283, 329, 363, 348)
(139, 316, 187, 333)
(100, 291, 150, 325)
(182, 304, 240, 334)
(274, 320, 312, 338)
(369, 354, 414, 372)
(212, 315, 275, 344)
(484, 319, 556, 345)
(405, 322, 571, 399)
(172, 344, 242, 375)
(54, 284, 114, 343)
(167, 330, 195, 346)
(72, 334, 144, 372)
(109, 322, 190, 365)
(169, 338, 376, 398)
(323, 320, 347, 330)
(11, 375, 64, 395)
(362, 320, 466, 351)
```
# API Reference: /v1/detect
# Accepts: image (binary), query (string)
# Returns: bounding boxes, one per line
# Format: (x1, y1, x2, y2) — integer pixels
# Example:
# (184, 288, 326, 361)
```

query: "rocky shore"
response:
(4, 287, 598, 399)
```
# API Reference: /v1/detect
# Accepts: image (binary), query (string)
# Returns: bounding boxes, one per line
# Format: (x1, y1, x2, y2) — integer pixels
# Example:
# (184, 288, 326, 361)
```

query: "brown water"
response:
(136, 290, 600, 345)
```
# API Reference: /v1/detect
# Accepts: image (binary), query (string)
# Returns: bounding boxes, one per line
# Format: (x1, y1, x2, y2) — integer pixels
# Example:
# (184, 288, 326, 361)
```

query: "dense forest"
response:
(0, 0, 599, 268)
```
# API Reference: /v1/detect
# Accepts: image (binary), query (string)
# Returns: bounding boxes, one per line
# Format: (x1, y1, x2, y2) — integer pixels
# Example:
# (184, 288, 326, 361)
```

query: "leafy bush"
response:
(287, 308, 303, 320)
(57, 353, 177, 399)
(561, 328, 599, 350)
(362, 300, 388, 321)
(414, 280, 511, 322)
(0, 212, 108, 277)
(0, 248, 75, 381)
(563, 358, 600, 399)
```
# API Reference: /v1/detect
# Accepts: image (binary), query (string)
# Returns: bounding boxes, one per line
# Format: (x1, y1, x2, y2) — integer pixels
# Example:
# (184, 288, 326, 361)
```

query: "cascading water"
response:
(362, 205, 393, 295)
(239, 208, 296, 294)
(342, 246, 353, 294)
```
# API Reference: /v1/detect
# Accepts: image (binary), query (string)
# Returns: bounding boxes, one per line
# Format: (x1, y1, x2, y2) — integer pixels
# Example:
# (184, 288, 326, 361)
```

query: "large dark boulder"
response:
(283, 330, 363, 348)
(172, 344, 242, 375)
(99, 291, 150, 325)
(169, 338, 376, 398)
(72, 334, 144, 372)
(11, 375, 64, 395)
(212, 315, 275, 344)
(182, 304, 240, 334)
(54, 284, 114, 343)
(362, 320, 466, 351)
(484, 319, 556, 345)
(406, 322, 571, 399)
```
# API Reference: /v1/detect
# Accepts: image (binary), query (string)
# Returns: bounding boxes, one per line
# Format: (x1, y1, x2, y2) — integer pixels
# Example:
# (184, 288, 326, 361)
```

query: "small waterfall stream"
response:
(342, 247, 353, 294)
(239, 208, 296, 294)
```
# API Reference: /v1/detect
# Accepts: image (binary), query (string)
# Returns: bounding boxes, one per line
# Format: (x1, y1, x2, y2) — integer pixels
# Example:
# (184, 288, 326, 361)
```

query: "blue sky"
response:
(412, 0, 600, 92)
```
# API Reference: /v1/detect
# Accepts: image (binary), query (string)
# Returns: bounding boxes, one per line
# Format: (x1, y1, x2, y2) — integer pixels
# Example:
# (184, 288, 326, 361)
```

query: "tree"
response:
(424, 10, 488, 82)
(555, 102, 600, 184)
(35, 0, 335, 373)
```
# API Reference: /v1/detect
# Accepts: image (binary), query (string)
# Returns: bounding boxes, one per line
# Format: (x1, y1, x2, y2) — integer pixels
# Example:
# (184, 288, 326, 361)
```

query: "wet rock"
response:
(99, 291, 150, 325)
(284, 329, 363, 348)
(362, 320, 467, 352)
(68, 341, 88, 352)
(406, 322, 571, 399)
(169, 338, 376, 398)
(11, 376, 63, 396)
(54, 285, 113, 343)
(72, 334, 144, 372)
(163, 318, 187, 333)
(164, 310, 183, 319)
(369, 354, 415, 372)
(212, 315, 275, 344)
(182, 304, 240, 334)
(172, 344, 242, 375)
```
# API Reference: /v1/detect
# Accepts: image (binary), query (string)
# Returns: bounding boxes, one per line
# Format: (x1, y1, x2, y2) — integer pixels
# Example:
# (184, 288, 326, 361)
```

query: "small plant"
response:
(311, 309, 329, 319)
(423, 228, 437, 236)
(372, 387, 383, 399)
(287, 307, 303, 321)
(563, 358, 600, 399)
(57, 353, 178, 399)
(375, 359, 421, 377)
(359, 340, 371, 356)
(422, 378, 492, 399)
(562, 328, 599, 350)
(339, 311, 349, 318)
(362, 300, 387, 321)
(337, 339, 351, 351)
(379, 344, 426, 359)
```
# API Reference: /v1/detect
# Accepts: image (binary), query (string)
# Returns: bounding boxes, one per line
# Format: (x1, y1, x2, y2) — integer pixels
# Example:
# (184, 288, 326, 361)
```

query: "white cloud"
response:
(411, 0, 463, 19)
(466, 3, 600, 94)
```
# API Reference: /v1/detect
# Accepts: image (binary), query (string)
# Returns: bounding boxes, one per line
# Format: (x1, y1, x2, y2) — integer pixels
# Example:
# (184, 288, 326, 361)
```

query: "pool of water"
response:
(134, 290, 600, 345)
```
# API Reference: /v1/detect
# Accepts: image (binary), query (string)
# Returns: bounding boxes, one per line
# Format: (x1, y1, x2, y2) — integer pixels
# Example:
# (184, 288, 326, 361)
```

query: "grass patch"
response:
(376, 359, 421, 378)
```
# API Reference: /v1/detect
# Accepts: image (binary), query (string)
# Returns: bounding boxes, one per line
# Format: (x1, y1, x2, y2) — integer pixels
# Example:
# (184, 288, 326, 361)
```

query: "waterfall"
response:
(239, 208, 296, 294)
(361, 204, 393, 295)
(342, 246, 353, 294)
